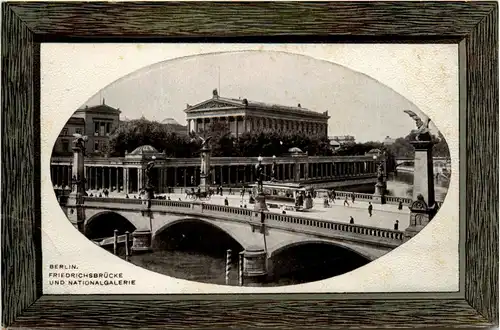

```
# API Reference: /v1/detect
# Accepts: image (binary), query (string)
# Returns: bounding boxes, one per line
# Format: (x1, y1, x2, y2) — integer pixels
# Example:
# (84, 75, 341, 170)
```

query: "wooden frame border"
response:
(2, 2, 498, 328)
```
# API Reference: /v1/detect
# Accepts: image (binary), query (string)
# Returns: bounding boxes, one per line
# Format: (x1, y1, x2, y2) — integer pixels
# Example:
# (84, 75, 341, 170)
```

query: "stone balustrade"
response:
(82, 197, 404, 245)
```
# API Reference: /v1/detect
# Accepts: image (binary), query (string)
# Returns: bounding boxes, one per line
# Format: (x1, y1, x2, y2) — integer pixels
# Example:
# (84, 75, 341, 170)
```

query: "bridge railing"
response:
(83, 196, 405, 244)
(201, 203, 254, 217)
(84, 197, 143, 204)
(334, 191, 374, 201)
(264, 212, 404, 242)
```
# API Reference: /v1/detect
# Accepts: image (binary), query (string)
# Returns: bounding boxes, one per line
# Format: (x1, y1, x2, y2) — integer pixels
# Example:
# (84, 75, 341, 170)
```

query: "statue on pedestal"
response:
(402, 109, 438, 240)
(190, 132, 212, 193)
(403, 110, 432, 142)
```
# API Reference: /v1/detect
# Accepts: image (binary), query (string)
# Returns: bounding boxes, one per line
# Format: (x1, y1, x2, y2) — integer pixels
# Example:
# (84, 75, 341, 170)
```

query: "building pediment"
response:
(185, 99, 243, 112)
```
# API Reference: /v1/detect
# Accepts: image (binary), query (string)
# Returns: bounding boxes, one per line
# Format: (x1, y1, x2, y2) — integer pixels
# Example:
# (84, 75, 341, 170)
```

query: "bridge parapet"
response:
(264, 212, 403, 248)
(83, 197, 404, 248)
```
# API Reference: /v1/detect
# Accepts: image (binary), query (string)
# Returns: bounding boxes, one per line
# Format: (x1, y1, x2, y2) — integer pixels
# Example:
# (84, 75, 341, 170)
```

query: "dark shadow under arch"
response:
(84, 211, 136, 240)
(153, 218, 244, 257)
(269, 241, 371, 286)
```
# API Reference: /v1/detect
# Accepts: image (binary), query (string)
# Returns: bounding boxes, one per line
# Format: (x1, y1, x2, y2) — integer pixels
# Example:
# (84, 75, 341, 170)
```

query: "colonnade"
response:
(51, 160, 379, 194)
(191, 116, 328, 136)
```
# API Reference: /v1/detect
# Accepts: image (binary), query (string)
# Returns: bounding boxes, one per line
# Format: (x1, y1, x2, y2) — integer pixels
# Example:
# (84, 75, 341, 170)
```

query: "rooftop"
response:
(185, 89, 329, 118)
(129, 145, 159, 155)
(76, 99, 121, 114)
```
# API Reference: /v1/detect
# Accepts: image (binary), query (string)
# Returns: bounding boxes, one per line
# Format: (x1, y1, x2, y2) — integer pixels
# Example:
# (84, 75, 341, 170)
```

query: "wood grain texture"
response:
(1, 1, 499, 328)
(9, 298, 493, 329)
(1, 4, 41, 328)
(8, 1, 497, 40)
(465, 5, 499, 325)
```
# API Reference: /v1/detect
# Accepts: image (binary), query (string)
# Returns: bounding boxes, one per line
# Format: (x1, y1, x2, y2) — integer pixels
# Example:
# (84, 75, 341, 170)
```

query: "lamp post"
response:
(271, 155, 277, 182)
(67, 134, 88, 232)
(372, 154, 387, 204)
(254, 155, 268, 212)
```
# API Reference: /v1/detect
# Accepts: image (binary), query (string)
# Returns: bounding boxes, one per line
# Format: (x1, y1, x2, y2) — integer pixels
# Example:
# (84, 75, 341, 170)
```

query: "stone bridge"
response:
(66, 197, 404, 263)
(394, 156, 451, 168)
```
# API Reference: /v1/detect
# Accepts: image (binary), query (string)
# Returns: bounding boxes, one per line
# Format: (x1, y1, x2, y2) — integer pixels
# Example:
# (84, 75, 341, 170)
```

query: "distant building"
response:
(161, 118, 188, 136)
(329, 139, 341, 150)
(330, 135, 356, 145)
(53, 117, 86, 155)
(383, 136, 396, 145)
(53, 99, 121, 156)
(184, 89, 330, 137)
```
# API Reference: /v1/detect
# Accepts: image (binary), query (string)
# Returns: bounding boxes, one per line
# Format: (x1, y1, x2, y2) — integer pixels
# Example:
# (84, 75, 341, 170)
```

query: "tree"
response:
(106, 118, 198, 157)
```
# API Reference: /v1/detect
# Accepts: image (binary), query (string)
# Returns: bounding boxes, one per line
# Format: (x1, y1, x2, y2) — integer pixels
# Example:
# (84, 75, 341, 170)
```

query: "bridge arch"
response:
(269, 238, 375, 261)
(84, 211, 137, 240)
(267, 238, 372, 283)
(152, 217, 247, 254)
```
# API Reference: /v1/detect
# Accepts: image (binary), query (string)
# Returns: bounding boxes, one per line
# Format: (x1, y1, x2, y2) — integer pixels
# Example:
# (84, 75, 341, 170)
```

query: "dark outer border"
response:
(1, 1, 498, 328)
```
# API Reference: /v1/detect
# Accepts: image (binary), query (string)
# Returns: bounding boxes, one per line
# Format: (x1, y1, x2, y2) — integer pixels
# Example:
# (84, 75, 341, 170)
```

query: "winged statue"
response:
(403, 110, 432, 141)
(72, 133, 88, 156)
(189, 131, 212, 149)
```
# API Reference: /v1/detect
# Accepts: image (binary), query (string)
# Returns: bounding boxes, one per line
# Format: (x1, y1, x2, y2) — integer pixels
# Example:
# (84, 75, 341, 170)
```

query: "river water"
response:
(116, 170, 450, 287)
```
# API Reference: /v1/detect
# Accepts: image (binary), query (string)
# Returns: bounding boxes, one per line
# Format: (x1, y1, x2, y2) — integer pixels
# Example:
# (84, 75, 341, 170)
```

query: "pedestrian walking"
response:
(398, 200, 403, 210)
(368, 202, 373, 217)
(351, 193, 355, 203)
(229, 187, 233, 195)
(343, 197, 350, 206)
(224, 197, 229, 206)
(219, 185, 223, 196)
(394, 220, 399, 230)
(349, 216, 354, 224)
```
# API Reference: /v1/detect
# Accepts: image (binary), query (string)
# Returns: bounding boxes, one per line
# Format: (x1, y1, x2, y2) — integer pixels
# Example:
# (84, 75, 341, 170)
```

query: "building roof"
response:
(129, 145, 159, 155)
(185, 90, 329, 119)
(288, 147, 304, 153)
(66, 117, 85, 125)
(161, 118, 181, 125)
(76, 100, 121, 115)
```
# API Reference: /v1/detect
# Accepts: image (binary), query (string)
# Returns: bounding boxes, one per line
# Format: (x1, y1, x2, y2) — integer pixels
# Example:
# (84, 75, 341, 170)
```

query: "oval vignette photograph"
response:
(50, 51, 451, 287)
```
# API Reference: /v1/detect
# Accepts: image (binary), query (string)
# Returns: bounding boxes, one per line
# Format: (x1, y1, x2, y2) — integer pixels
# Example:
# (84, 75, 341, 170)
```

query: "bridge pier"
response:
(242, 246, 268, 286)
(131, 229, 153, 253)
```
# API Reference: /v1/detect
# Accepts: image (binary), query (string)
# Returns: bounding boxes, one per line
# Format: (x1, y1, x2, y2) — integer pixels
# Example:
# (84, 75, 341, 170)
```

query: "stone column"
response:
(228, 166, 232, 185)
(138, 167, 143, 191)
(108, 167, 112, 189)
(242, 246, 268, 286)
(67, 144, 87, 232)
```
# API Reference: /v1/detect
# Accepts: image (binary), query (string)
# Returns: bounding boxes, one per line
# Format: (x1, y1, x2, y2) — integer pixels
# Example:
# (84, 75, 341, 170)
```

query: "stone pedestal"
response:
(410, 141, 436, 205)
(254, 193, 268, 212)
(199, 146, 211, 193)
(242, 246, 268, 286)
(373, 182, 387, 204)
(67, 145, 87, 232)
(404, 195, 437, 242)
(404, 140, 438, 241)
(131, 229, 153, 253)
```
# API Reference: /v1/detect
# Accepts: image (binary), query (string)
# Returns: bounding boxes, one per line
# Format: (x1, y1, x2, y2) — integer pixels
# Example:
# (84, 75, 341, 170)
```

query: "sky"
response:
(84, 51, 439, 142)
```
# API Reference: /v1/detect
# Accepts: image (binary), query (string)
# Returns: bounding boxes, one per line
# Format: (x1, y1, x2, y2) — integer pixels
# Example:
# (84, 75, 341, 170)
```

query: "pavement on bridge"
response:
(88, 190, 410, 231)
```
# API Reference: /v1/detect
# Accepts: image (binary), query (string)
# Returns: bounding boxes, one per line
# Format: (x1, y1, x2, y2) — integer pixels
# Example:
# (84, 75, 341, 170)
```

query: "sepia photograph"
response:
(49, 49, 452, 287)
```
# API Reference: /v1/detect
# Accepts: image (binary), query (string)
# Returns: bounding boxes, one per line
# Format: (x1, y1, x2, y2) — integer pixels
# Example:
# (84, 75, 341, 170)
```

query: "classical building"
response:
(331, 135, 356, 145)
(161, 118, 188, 136)
(53, 117, 86, 155)
(51, 144, 383, 194)
(184, 89, 330, 137)
(53, 99, 122, 156)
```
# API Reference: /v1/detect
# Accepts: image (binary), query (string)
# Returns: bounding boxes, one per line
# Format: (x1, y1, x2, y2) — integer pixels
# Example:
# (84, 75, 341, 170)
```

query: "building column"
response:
(138, 168, 144, 191)
(173, 167, 178, 187)
(123, 168, 128, 194)
(183, 168, 187, 187)
(228, 166, 232, 185)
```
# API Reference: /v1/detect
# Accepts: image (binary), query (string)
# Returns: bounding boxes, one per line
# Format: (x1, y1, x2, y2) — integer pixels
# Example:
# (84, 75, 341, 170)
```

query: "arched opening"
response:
(133, 219, 243, 285)
(84, 212, 136, 240)
(269, 242, 370, 286)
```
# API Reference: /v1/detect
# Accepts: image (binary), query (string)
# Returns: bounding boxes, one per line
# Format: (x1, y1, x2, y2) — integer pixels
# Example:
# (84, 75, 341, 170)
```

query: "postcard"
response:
(41, 43, 459, 294)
